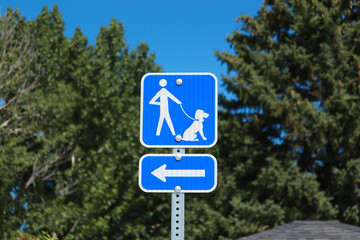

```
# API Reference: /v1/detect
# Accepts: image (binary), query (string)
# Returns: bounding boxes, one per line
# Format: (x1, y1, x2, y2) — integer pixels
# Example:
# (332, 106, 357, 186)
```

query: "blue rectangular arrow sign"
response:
(139, 154, 217, 193)
(140, 73, 217, 148)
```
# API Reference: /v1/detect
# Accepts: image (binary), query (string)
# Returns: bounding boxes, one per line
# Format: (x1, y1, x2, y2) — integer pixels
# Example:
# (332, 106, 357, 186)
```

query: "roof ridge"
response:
(333, 221, 360, 232)
(238, 220, 360, 240)
(291, 220, 340, 224)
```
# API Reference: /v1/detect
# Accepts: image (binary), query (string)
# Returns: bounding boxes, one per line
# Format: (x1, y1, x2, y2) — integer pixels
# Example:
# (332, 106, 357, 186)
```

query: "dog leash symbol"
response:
(180, 104, 196, 121)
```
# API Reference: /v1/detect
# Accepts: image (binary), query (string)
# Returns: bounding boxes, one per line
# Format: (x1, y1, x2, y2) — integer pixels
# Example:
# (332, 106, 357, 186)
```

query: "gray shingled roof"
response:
(239, 220, 360, 240)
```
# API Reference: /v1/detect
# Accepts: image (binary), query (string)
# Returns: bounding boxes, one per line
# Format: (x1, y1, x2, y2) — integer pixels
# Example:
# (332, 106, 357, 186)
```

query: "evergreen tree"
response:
(214, 0, 360, 238)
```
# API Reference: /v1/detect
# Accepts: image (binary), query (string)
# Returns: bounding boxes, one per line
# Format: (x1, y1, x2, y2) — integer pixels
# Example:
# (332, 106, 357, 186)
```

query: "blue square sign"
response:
(139, 154, 217, 193)
(140, 73, 217, 148)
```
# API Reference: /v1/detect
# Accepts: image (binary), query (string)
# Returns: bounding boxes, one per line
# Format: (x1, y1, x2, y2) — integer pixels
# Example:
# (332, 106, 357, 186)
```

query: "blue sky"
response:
(0, 0, 263, 94)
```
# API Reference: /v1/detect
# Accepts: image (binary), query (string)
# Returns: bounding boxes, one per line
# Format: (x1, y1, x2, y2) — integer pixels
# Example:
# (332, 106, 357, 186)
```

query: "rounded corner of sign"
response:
(139, 154, 148, 163)
(207, 138, 218, 148)
(141, 73, 152, 81)
(206, 72, 218, 81)
(139, 138, 151, 148)
(205, 153, 217, 161)
(138, 183, 149, 193)
(142, 72, 164, 78)
(139, 140, 148, 148)
(206, 176, 218, 193)
(208, 183, 217, 193)
(140, 75, 147, 87)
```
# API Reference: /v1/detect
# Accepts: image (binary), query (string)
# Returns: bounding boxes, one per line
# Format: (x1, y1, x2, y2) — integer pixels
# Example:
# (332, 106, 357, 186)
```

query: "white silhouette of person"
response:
(149, 79, 181, 136)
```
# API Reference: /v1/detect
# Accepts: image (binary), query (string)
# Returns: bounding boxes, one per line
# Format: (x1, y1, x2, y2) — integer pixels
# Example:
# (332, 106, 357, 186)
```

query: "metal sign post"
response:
(171, 190, 184, 240)
(171, 148, 185, 240)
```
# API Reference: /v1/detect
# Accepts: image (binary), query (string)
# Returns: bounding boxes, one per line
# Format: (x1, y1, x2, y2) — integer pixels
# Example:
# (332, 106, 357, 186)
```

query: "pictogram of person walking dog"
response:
(149, 79, 209, 141)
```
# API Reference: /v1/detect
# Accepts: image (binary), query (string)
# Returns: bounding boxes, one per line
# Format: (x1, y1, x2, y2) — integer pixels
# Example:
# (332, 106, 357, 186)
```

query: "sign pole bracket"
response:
(171, 148, 185, 240)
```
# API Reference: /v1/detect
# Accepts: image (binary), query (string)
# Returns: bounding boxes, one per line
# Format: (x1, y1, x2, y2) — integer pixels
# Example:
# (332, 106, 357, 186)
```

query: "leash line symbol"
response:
(180, 104, 196, 121)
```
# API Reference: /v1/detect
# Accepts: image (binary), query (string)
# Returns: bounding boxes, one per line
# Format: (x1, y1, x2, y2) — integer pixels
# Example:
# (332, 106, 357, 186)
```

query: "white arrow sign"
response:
(151, 164, 205, 182)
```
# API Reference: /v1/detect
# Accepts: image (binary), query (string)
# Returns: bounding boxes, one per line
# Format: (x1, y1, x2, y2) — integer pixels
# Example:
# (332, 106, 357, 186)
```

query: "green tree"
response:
(0, 8, 44, 237)
(0, 6, 174, 239)
(214, 0, 360, 238)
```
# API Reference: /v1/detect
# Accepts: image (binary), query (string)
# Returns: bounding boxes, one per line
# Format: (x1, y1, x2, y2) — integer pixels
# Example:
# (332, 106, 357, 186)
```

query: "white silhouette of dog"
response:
(182, 110, 209, 141)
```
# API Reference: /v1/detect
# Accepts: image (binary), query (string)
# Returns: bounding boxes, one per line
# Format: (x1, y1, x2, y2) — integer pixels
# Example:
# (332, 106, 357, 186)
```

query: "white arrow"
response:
(151, 164, 205, 182)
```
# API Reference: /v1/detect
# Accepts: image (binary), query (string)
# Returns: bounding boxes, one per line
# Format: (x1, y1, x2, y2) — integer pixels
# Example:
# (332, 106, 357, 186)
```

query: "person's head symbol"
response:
(159, 79, 167, 87)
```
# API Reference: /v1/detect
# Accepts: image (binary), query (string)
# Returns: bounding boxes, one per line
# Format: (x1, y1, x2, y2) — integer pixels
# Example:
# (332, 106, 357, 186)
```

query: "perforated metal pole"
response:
(171, 148, 185, 240)
(171, 190, 184, 240)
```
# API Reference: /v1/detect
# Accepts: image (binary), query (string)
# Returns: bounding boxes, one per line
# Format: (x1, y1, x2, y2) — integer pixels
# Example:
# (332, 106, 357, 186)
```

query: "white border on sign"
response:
(138, 154, 218, 193)
(139, 72, 218, 148)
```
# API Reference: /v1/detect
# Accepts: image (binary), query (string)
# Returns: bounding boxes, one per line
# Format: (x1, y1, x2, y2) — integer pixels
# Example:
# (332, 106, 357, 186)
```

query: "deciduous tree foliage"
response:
(0, 6, 172, 240)
(214, 0, 360, 238)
